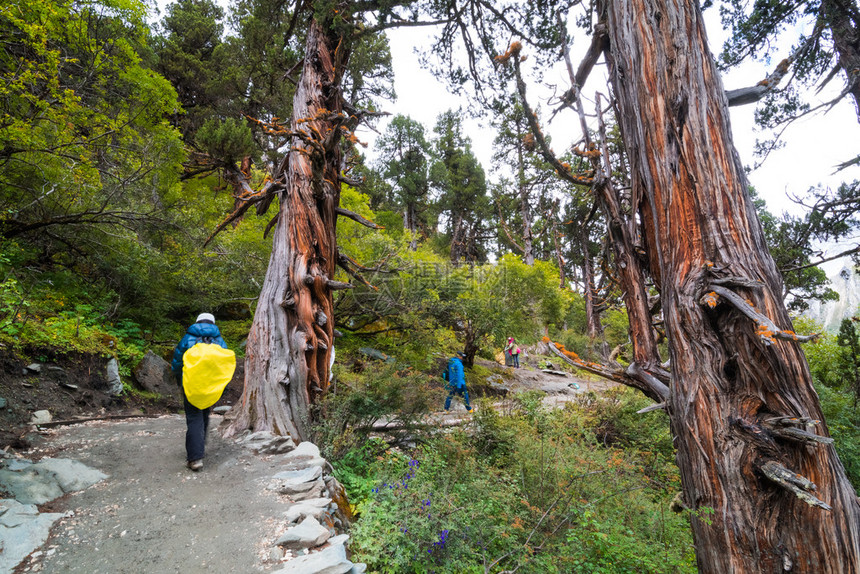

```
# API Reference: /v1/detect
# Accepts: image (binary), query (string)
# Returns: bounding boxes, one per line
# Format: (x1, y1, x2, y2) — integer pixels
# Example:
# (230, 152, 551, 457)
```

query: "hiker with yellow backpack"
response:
(171, 313, 235, 471)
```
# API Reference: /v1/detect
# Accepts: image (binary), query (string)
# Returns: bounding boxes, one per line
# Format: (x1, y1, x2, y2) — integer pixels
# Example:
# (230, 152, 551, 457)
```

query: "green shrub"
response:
(339, 386, 695, 573)
(313, 362, 437, 459)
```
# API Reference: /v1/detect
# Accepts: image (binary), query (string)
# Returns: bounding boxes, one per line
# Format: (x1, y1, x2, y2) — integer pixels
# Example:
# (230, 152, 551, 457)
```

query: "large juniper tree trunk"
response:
(603, 0, 860, 570)
(225, 16, 348, 442)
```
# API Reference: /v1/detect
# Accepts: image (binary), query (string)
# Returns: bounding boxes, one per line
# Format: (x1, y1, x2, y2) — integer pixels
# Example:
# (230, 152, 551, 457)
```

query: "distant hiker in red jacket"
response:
(505, 337, 520, 368)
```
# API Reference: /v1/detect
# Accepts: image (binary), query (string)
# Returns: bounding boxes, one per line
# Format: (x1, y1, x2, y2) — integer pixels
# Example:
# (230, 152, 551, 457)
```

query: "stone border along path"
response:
(1, 415, 365, 574)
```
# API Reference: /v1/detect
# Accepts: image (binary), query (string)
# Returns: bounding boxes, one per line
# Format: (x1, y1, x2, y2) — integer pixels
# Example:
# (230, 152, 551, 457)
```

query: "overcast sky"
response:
(355, 8, 859, 274)
(365, 13, 860, 213)
(150, 0, 859, 272)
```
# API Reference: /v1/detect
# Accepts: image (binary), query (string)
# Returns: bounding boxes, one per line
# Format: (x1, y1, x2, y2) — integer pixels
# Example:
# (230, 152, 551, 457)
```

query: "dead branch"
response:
(726, 22, 823, 107)
(335, 206, 383, 229)
(34, 413, 160, 428)
(759, 460, 832, 510)
(706, 285, 818, 344)
(502, 43, 595, 188)
(636, 402, 666, 414)
(544, 338, 669, 402)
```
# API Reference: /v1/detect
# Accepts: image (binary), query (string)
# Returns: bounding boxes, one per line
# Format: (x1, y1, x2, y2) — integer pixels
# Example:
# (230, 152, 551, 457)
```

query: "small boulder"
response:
(283, 498, 332, 524)
(134, 351, 179, 398)
(30, 410, 52, 425)
(278, 441, 326, 471)
(275, 515, 331, 550)
(105, 358, 123, 396)
(240, 431, 296, 455)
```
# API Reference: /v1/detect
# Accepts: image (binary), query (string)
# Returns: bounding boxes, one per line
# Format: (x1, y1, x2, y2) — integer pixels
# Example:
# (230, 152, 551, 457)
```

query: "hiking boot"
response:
(187, 459, 203, 471)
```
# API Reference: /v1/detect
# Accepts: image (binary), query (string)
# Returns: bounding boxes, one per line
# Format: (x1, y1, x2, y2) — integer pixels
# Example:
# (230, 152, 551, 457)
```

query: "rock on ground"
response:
(274, 515, 331, 550)
(0, 457, 107, 505)
(272, 543, 352, 574)
(0, 499, 65, 573)
(22, 415, 298, 573)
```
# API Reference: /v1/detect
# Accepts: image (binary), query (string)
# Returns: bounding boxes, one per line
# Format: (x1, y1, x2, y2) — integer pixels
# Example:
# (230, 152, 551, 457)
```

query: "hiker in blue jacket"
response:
(443, 351, 472, 412)
(171, 312, 228, 471)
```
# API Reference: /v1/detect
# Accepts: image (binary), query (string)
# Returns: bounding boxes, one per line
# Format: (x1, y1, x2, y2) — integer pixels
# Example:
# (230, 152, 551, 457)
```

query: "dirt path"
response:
(12, 360, 619, 573)
(19, 415, 291, 574)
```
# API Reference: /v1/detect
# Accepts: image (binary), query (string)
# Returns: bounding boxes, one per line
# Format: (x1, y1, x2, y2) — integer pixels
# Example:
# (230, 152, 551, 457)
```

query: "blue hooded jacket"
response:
(442, 356, 466, 389)
(171, 321, 228, 384)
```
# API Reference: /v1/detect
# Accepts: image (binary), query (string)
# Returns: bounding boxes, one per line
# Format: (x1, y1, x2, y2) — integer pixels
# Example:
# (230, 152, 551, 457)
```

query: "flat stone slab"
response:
(283, 498, 332, 524)
(0, 499, 64, 573)
(240, 431, 297, 455)
(273, 543, 352, 574)
(278, 442, 326, 469)
(273, 465, 322, 485)
(0, 457, 108, 505)
(275, 515, 331, 550)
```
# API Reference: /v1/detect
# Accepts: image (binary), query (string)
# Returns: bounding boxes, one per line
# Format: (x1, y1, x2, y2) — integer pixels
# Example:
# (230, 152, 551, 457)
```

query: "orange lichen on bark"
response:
(572, 146, 602, 159)
(702, 291, 720, 308)
(494, 41, 523, 64)
(755, 323, 776, 344)
(522, 132, 535, 151)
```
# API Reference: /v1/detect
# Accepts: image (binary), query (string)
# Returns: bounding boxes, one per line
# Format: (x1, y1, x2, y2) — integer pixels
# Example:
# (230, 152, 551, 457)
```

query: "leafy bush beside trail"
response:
(333, 388, 697, 574)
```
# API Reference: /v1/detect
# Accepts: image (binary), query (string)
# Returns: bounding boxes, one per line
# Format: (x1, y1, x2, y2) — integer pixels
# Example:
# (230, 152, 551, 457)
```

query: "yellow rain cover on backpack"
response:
(182, 343, 236, 409)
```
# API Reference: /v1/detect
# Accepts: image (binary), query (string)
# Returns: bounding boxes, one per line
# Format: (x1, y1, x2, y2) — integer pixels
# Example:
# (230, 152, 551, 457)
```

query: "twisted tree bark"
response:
(602, 0, 860, 570)
(225, 15, 349, 442)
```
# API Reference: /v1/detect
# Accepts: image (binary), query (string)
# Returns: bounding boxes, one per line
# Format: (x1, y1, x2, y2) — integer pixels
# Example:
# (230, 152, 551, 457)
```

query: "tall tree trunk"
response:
(450, 213, 464, 264)
(823, 0, 860, 123)
(406, 201, 418, 250)
(517, 142, 535, 266)
(551, 208, 566, 288)
(580, 225, 608, 360)
(603, 0, 860, 570)
(225, 16, 348, 442)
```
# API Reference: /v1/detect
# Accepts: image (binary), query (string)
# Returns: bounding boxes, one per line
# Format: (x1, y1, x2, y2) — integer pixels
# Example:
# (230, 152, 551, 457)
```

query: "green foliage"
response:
(0, 239, 148, 366)
(1, 0, 185, 241)
(338, 386, 695, 574)
(816, 383, 860, 490)
(836, 317, 860, 397)
(374, 114, 434, 247)
(431, 110, 492, 263)
(196, 118, 255, 164)
(797, 316, 860, 490)
(751, 188, 848, 311)
(313, 362, 438, 459)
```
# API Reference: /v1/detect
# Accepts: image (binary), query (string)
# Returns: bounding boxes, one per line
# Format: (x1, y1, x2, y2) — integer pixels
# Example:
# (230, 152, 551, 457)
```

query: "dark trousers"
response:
(513, 354, 519, 367)
(183, 393, 210, 462)
(445, 386, 471, 411)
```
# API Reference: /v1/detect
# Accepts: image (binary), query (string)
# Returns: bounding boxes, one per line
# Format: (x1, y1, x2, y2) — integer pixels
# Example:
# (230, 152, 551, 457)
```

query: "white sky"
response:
(356, 8, 860, 274)
(151, 0, 858, 272)
(368, 17, 859, 207)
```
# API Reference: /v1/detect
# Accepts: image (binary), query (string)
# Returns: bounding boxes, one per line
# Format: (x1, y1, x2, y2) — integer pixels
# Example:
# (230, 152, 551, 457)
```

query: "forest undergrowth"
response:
(326, 386, 699, 574)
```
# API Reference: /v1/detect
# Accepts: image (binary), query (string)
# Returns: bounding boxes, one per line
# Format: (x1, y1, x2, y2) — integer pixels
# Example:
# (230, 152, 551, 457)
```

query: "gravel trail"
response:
(21, 415, 290, 574)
